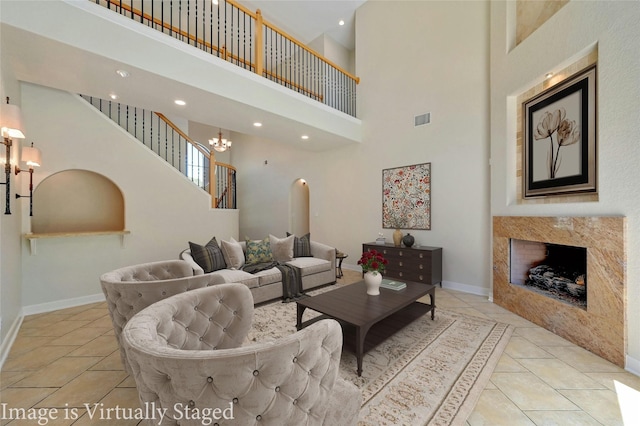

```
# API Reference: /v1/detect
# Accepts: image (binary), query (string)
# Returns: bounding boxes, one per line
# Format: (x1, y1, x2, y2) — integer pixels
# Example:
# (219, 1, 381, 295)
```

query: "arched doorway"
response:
(289, 178, 309, 236)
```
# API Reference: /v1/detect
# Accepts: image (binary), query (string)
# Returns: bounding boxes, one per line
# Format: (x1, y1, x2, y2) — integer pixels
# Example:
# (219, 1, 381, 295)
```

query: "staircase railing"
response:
(80, 95, 236, 209)
(93, 0, 359, 117)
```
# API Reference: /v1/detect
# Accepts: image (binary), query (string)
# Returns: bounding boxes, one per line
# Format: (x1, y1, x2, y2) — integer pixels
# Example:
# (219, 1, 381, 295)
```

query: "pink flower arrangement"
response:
(357, 249, 388, 274)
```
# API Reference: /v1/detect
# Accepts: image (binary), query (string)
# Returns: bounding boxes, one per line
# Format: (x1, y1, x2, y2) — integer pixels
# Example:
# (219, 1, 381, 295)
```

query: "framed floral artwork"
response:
(382, 163, 431, 230)
(523, 65, 597, 198)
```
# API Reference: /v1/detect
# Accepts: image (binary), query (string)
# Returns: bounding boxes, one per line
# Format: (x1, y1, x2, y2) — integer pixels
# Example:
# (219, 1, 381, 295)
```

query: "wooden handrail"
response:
(219, 46, 323, 100)
(155, 112, 216, 208)
(102, 0, 360, 84)
(225, 0, 258, 19)
(254, 9, 264, 77)
(219, 46, 254, 71)
(209, 149, 215, 209)
(226, 0, 359, 84)
(154, 112, 210, 158)
(154, 112, 238, 209)
(81, 94, 237, 209)
(213, 162, 236, 208)
(215, 161, 237, 172)
(262, 70, 324, 101)
(260, 18, 360, 85)
(215, 186, 228, 208)
(111, 2, 223, 55)
(113, 2, 325, 100)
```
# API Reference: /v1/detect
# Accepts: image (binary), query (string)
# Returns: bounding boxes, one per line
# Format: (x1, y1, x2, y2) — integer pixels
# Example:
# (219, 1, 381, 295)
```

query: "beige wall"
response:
(235, 0, 491, 295)
(234, 133, 301, 240)
(0, 61, 24, 349)
(3, 0, 637, 376)
(309, 33, 355, 75)
(516, 0, 569, 45)
(17, 83, 239, 310)
(490, 1, 640, 372)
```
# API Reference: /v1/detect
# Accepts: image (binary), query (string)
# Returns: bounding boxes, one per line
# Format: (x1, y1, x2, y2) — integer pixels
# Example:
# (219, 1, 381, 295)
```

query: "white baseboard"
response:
(0, 314, 24, 369)
(442, 280, 491, 298)
(626, 354, 640, 377)
(1, 293, 106, 369)
(342, 263, 361, 272)
(342, 264, 491, 299)
(5, 287, 640, 379)
(22, 293, 106, 316)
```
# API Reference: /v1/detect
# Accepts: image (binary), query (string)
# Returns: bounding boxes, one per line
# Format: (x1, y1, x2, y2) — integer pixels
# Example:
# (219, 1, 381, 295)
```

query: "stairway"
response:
(80, 95, 236, 208)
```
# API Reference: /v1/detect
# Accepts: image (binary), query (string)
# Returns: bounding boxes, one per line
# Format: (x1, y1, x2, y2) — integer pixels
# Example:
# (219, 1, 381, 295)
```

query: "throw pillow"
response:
(220, 237, 245, 270)
(188, 237, 226, 273)
(287, 232, 313, 257)
(269, 234, 295, 262)
(245, 236, 274, 265)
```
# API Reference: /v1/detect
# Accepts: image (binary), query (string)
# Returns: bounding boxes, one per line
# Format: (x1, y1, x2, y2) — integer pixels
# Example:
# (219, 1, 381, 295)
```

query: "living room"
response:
(1, 0, 639, 424)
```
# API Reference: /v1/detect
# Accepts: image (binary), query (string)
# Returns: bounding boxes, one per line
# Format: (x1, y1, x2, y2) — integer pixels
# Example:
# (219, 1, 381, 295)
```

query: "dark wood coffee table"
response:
(296, 280, 436, 376)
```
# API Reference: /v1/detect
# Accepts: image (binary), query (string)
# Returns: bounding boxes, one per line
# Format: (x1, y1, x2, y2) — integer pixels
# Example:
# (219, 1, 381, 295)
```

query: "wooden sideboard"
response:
(362, 242, 442, 286)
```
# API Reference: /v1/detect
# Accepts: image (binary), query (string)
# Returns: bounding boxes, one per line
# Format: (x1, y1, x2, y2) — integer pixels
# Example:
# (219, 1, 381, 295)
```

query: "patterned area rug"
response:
(247, 287, 513, 426)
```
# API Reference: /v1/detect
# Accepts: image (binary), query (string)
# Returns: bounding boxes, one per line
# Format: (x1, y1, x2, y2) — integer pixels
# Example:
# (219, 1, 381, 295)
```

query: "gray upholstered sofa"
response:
(180, 237, 336, 304)
(122, 283, 362, 426)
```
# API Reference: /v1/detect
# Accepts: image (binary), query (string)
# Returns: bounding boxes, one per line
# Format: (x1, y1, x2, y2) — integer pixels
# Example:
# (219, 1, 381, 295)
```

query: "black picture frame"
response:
(523, 65, 597, 198)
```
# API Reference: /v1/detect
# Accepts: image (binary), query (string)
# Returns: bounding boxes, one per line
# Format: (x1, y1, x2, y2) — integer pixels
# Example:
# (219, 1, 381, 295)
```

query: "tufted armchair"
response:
(100, 259, 223, 373)
(121, 283, 362, 426)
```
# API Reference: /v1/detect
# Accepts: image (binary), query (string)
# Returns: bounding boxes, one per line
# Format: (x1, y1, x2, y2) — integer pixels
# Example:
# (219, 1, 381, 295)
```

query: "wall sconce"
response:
(15, 142, 42, 216)
(0, 97, 26, 215)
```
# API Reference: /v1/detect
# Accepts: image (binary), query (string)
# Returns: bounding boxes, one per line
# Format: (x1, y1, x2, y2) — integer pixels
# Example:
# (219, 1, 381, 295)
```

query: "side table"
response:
(336, 252, 348, 278)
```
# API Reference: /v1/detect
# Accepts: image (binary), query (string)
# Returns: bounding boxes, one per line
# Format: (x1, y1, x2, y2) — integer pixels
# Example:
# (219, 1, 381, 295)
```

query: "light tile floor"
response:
(431, 286, 640, 426)
(1, 270, 639, 425)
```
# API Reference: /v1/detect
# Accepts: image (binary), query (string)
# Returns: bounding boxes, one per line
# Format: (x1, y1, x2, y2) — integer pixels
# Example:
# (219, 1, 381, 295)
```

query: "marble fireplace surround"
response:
(493, 216, 626, 367)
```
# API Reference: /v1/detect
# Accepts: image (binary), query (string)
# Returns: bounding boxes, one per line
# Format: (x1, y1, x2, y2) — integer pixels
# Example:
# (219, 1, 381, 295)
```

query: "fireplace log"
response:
(527, 265, 586, 300)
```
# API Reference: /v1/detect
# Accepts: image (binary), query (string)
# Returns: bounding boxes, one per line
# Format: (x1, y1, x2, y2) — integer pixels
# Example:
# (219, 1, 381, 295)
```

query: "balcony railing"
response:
(93, 0, 359, 116)
(80, 95, 236, 209)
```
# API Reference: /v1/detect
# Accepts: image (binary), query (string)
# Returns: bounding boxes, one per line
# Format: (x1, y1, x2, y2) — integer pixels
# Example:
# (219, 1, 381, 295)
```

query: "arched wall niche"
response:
(32, 169, 125, 234)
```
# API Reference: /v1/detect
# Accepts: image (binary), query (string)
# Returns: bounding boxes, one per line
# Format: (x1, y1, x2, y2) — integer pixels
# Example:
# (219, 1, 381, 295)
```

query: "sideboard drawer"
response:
(385, 268, 433, 284)
(363, 243, 442, 286)
(380, 248, 431, 261)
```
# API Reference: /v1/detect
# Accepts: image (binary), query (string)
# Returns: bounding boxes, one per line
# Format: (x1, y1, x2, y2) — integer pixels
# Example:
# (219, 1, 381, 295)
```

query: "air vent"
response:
(414, 113, 431, 127)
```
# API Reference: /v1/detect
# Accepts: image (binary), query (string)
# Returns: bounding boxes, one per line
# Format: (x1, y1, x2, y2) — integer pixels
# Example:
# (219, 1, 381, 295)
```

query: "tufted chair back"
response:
(122, 284, 357, 426)
(100, 260, 223, 372)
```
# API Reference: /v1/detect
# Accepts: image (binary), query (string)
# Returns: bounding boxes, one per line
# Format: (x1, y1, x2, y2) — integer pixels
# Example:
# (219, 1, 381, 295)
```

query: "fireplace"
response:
(510, 239, 587, 309)
(493, 216, 626, 367)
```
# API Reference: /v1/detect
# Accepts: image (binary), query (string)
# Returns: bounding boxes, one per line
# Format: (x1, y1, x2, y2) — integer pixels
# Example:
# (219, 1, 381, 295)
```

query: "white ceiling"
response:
(241, 0, 366, 50)
(0, 0, 366, 151)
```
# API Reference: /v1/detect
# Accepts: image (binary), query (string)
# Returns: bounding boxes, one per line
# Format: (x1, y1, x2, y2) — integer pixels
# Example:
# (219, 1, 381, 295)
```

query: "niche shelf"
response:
(25, 230, 130, 255)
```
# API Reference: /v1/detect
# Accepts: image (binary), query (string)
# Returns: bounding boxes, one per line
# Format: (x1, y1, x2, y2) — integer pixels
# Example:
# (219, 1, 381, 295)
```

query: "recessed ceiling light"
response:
(545, 72, 554, 79)
(301, 135, 309, 140)
(339, 20, 345, 26)
(116, 69, 130, 78)
(109, 94, 119, 100)
(174, 99, 186, 106)
(253, 122, 262, 127)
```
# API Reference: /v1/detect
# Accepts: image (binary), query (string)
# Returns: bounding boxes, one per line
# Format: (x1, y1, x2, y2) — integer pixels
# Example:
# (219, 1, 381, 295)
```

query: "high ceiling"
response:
(0, 0, 366, 151)
(242, 0, 366, 50)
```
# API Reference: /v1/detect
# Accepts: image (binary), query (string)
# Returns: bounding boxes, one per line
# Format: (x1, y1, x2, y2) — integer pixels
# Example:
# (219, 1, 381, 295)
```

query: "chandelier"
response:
(209, 129, 232, 152)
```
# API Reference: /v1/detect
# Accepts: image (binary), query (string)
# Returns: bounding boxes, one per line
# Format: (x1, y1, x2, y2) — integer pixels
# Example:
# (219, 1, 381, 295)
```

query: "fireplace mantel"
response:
(493, 216, 626, 367)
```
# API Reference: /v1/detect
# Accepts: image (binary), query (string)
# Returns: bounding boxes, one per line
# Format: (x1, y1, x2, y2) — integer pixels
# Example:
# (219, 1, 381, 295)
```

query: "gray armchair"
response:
(100, 259, 221, 372)
(121, 283, 361, 426)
